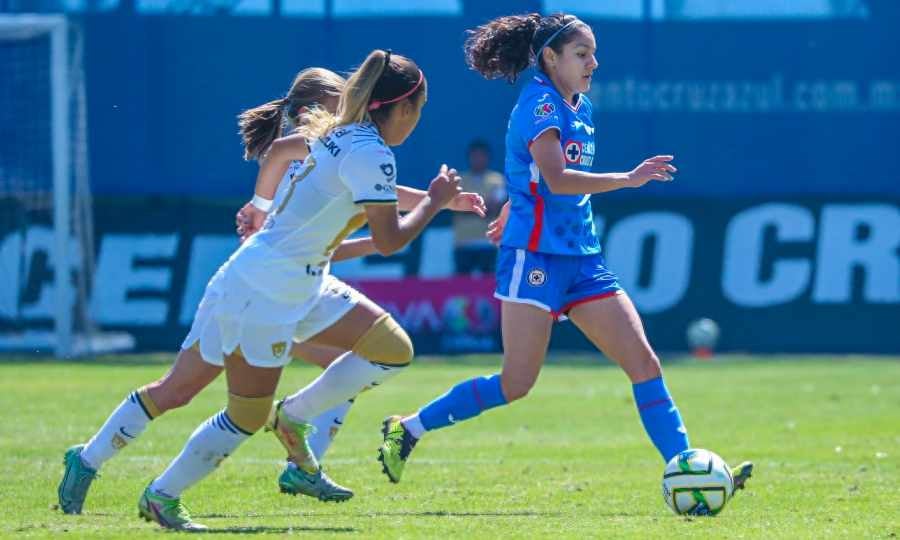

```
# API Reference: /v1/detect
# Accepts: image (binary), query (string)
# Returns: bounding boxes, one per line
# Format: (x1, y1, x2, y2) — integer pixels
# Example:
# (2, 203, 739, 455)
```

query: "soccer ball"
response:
(686, 318, 720, 350)
(662, 449, 734, 516)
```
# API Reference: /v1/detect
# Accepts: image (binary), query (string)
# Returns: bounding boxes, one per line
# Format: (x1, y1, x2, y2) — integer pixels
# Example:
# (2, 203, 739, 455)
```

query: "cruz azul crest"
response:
(564, 140, 595, 167)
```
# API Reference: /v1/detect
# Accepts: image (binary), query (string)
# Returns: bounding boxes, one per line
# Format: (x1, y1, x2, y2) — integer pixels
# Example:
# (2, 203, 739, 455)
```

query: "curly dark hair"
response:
(464, 13, 585, 83)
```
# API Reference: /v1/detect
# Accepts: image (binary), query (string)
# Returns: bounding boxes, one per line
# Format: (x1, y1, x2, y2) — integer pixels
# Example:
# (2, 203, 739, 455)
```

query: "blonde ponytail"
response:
(298, 50, 389, 141)
(339, 49, 390, 126)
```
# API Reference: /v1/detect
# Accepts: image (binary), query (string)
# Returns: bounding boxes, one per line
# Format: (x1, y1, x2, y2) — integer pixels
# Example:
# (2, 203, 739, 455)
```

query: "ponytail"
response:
(299, 49, 425, 141)
(465, 13, 541, 83)
(238, 98, 288, 161)
(340, 49, 391, 126)
(238, 67, 345, 161)
(465, 13, 585, 83)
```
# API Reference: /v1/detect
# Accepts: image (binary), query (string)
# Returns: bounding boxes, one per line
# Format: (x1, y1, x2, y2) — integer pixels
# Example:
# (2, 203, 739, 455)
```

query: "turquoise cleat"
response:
(278, 463, 354, 502)
(58, 444, 97, 514)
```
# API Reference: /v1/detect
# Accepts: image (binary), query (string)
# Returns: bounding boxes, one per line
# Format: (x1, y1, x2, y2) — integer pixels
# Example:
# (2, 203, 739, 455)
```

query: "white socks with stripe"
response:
(150, 410, 249, 498)
(80, 390, 154, 470)
(281, 353, 403, 423)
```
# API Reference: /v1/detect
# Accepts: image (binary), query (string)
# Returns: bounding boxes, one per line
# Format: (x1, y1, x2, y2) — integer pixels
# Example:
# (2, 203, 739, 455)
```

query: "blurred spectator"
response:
(453, 139, 507, 275)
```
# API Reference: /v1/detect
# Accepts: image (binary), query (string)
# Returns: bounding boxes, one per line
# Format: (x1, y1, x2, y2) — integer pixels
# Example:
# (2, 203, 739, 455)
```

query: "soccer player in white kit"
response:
(133, 50, 460, 531)
(57, 65, 485, 519)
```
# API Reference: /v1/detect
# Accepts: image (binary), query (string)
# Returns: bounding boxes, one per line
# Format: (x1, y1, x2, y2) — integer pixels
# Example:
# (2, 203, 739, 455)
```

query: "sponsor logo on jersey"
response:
(534, 102, 556, 118)
(319, 135, 341, 157)
(271, 341, 288, 358)
(527, 269, 547, 286)
(564, 139, 595, 166)
(571, 120, 595, 135)
(380, 163, 396, 181)
(286, 160, 304, 180)
(374, 183, 395, 193)
(564, 140, 583, 163)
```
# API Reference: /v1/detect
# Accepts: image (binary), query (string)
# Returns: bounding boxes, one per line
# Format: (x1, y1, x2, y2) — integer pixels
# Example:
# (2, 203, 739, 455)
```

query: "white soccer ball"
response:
(662, 449, 734, 516)
(686, 318, 720, 350)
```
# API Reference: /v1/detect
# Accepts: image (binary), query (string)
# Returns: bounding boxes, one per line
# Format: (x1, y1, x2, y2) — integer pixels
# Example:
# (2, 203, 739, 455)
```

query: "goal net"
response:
(0, 14, 131, 357)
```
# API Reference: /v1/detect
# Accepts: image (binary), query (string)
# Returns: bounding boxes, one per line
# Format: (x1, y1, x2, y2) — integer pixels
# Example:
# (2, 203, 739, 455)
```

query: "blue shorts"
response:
(494, 246, 623, 320)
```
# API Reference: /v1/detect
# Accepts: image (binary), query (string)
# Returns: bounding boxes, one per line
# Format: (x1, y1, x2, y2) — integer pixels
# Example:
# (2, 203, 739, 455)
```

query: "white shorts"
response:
(182, 272, 363, 368)
(292, 274, 364, 343)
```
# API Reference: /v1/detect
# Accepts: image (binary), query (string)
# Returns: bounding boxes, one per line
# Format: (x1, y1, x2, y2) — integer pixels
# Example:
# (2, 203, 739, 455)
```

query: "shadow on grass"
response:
(373, 510, 562, 518)
(204, 525, 355, 534)
(198, 510, 560, 519)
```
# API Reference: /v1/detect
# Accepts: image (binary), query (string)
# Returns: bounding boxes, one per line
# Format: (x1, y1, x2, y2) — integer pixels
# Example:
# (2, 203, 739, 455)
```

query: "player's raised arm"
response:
(365, 164, 461, 255)
(334, 167, 474, 261)
(254, 134, 311, 199)
(236, 135, 312, 240)
(235, 69, 346, 240)
(530, 129, 677, 195)
(396, 184, 486, 216)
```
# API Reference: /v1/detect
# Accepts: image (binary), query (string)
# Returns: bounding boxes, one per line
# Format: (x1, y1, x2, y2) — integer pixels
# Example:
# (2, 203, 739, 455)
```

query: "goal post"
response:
(0, 14, 129, 357)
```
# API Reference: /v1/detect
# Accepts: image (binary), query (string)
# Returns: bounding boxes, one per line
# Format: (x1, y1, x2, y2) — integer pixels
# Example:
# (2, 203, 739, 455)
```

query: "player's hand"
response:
(427, 164, 463, 208)
(235, 202, 268, 243)
(626, 155, 676, 188)
(447, 192, 487, 217)
(486, 200, 510, 245)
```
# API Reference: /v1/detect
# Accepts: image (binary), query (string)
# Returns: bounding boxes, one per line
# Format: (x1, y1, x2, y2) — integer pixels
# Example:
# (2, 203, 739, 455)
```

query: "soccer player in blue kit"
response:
(378, 13, 753, 494)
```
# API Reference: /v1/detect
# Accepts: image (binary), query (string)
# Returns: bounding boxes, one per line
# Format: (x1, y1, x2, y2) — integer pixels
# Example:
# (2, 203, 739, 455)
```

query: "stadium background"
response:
(2, 0, 899, 355)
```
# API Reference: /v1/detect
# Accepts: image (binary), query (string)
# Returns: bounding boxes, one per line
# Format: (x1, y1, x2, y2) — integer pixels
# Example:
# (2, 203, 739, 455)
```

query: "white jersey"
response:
(227, 122, 397, 307)
(273, 159, 307, 203)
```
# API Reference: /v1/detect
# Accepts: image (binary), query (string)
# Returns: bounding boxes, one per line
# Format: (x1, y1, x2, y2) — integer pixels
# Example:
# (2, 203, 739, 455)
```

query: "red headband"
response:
(368, 69, 425, 111)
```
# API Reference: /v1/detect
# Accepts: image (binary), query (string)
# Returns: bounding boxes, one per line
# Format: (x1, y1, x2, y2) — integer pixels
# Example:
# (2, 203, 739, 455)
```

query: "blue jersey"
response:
(501, 73, 599, 255)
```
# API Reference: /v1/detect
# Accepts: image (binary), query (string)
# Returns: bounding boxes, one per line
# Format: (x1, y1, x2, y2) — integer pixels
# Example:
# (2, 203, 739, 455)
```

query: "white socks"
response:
(401, 414, 426, 440)
(308, 399, 354, 460)
(150, 410, 249, 498)
(80, 390, 155, 470)
(281, 353, 404, 423)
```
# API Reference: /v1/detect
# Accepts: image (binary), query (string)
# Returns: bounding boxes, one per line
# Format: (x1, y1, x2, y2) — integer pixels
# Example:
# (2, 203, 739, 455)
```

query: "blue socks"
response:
(633, 376, 690, 462)
(410, 372, 689, 464)
(418, 374, 508, 431)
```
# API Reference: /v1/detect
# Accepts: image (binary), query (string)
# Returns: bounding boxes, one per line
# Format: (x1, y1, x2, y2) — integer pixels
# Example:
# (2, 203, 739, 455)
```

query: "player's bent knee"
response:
(351, 313, 414, 367)
(627, 353, 662, 383)
(226, 393, 274, 434)
(500, 377, 534, 402)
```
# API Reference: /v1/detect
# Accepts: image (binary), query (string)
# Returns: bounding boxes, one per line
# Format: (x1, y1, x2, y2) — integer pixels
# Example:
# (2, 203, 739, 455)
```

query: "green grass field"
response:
(1, 354, 898, 539)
